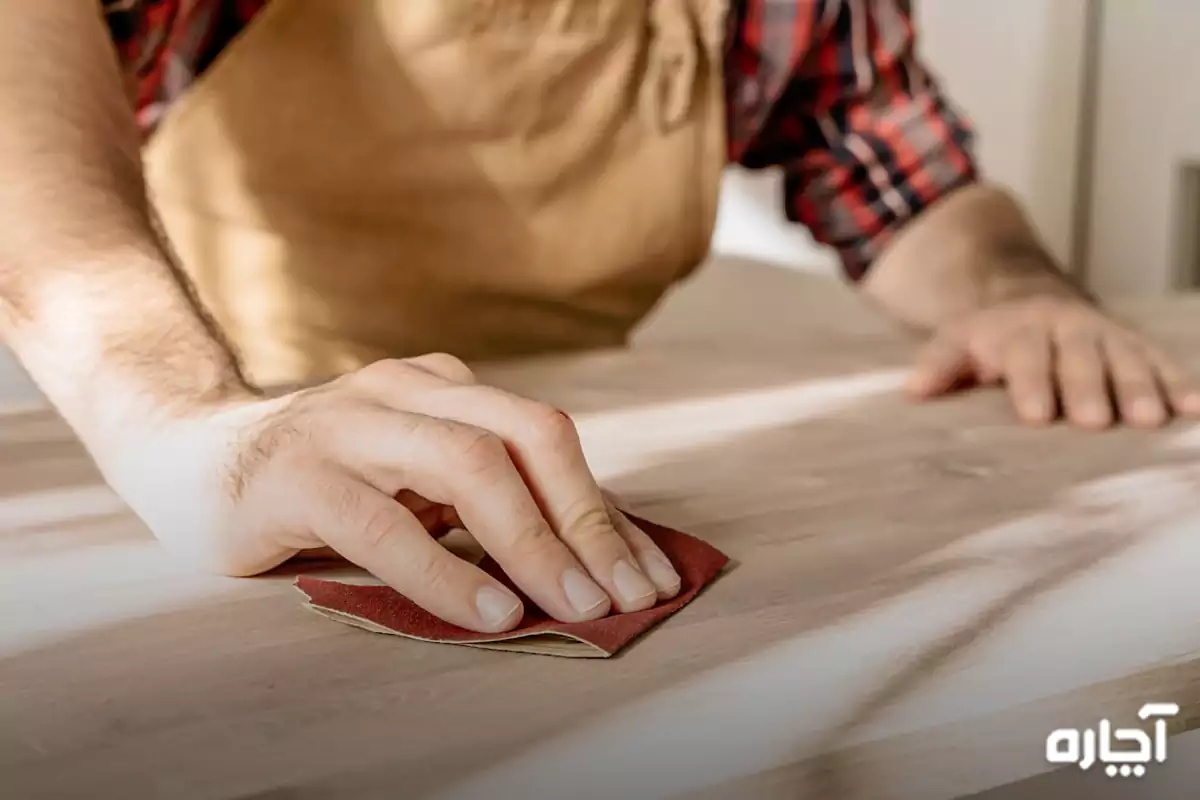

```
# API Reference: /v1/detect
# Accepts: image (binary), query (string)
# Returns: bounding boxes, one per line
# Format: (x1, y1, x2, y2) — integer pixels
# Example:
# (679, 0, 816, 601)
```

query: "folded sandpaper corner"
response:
(294, 514, 729, 658)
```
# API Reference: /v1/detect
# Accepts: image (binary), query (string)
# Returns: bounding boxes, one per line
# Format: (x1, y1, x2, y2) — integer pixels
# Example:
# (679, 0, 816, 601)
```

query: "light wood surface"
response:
(3, 259, 1200, 799)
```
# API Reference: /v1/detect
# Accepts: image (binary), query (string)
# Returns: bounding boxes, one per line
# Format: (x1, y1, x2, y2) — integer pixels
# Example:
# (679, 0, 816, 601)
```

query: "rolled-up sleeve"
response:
(733, 0, 979, 281)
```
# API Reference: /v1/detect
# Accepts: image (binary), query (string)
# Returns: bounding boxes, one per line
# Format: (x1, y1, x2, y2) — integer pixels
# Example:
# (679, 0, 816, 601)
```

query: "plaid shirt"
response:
(103, 0, 977, 279)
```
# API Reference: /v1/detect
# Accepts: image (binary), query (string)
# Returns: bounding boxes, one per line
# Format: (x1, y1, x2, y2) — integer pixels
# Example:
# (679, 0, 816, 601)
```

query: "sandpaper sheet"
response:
(295, 514, 729, 658)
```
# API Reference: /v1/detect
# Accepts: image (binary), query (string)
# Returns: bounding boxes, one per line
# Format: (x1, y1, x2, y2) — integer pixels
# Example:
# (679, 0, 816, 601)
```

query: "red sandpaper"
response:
(294, 514, 729, 658)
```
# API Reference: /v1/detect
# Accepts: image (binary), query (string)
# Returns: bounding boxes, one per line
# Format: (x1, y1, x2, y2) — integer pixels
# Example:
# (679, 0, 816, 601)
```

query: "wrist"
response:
(15, 334, 260, 484)
(84, 372, 259, 465)
(977, 238, 1092, 309)
(2, 251, 260, 450)
(863, 182, 1088, 331)
(94, 390, 290, 564)
(86, 378, 278, 525)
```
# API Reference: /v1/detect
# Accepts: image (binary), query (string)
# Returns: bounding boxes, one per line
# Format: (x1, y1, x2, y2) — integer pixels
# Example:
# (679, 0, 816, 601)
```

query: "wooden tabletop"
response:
(4, 259, 1200, 800)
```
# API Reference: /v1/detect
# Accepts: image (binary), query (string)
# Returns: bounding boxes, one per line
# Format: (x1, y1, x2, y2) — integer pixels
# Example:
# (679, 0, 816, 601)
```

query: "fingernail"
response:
(562, 568, 610, 616)
(640, 551, 682, 595)
(475, 585, 522, 630)
(612, 559, 657, 606)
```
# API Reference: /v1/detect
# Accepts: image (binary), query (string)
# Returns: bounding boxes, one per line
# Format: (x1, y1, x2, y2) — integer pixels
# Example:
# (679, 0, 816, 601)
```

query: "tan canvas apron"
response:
(143, 0, 729, 389)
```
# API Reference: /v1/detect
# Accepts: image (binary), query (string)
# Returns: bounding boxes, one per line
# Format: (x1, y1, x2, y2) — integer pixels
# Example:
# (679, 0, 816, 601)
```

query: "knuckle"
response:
(352, 358, 422, 390)
(321, 482, 394, 549)
(359, 358, 408, 379)
(521, 402, 578, 448)
(411, 552, 456, 594)
(560, 503, 624, 555)
(407, 352, 475, 384)
(452, 426, 511, 475)
(357, 503, 403, 551)
(507, 519, 561, 559)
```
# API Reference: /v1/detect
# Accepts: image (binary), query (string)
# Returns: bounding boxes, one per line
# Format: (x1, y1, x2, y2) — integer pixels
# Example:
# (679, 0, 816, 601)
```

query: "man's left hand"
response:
(906, 293, 1200, 429)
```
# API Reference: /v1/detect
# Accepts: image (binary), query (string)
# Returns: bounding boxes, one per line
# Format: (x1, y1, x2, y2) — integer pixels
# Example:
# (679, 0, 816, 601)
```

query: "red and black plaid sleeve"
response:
(101, 0, 265, 134)
(726, 0, 979, 281)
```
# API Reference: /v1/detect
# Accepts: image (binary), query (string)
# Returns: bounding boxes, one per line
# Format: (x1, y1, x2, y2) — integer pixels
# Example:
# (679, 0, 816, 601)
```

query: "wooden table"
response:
(4, 259, 1200, 799)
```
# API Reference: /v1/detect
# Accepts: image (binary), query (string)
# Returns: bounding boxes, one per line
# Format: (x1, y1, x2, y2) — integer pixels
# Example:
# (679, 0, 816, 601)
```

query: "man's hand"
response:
(0, 5, 678, 633)
(860, 183, 1199, 429)
(107, 353, 682, 634)
(906, 293, 1200, 429)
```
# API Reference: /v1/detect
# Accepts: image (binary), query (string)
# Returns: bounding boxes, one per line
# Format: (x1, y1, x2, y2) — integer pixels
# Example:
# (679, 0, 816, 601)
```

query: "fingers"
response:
(322, 405, 615, 622)
(607, 504, 681, 600)
(396, 386, 667, 612)
(1146, 346, 1200, 418)
(1054, 332, 1112, 429)
(1101, 337, 1167, 428)
(395, 488, 462, 536)
(309, 477, 524, 633)
(595, 488, 681, 599)
(907, 335, 973, 398)
(1012, 321, 1191, 429)
(1002, 327, 1056, 425)
(907, 305, 1197, 430)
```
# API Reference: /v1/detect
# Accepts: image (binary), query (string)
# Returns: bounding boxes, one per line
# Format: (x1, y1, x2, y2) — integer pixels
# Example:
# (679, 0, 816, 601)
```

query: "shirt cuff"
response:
(784, 93, 981, 282)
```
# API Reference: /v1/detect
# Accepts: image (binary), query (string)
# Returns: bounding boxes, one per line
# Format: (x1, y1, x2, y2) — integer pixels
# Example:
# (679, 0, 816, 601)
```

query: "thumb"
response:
(907, 334, 974, 399)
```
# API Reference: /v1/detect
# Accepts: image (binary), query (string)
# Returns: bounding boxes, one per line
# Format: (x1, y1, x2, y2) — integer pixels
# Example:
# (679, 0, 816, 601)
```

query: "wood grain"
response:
(3, 260, 1200, 799)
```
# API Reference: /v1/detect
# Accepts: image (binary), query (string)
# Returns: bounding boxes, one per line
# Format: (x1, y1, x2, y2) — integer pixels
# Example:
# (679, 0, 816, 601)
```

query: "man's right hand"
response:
(0, 6, 679, 634)
(105, 353, 682, 633)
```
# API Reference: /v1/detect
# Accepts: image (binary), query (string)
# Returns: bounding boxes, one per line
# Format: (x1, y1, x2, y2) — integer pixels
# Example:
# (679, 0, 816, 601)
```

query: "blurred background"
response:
(713, 0, 1200, 299)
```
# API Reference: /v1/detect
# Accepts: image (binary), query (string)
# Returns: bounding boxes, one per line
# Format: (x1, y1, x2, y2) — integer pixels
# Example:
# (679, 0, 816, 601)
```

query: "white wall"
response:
(713, 0, 1093, 276)
(1086, 1, 1200, 297)
(712, 170, 838, 274)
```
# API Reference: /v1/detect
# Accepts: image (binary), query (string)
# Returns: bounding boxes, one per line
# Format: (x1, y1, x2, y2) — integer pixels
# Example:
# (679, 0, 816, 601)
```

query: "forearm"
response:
(859, 182, 1086, 333)
(0, 4, 253, 459)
